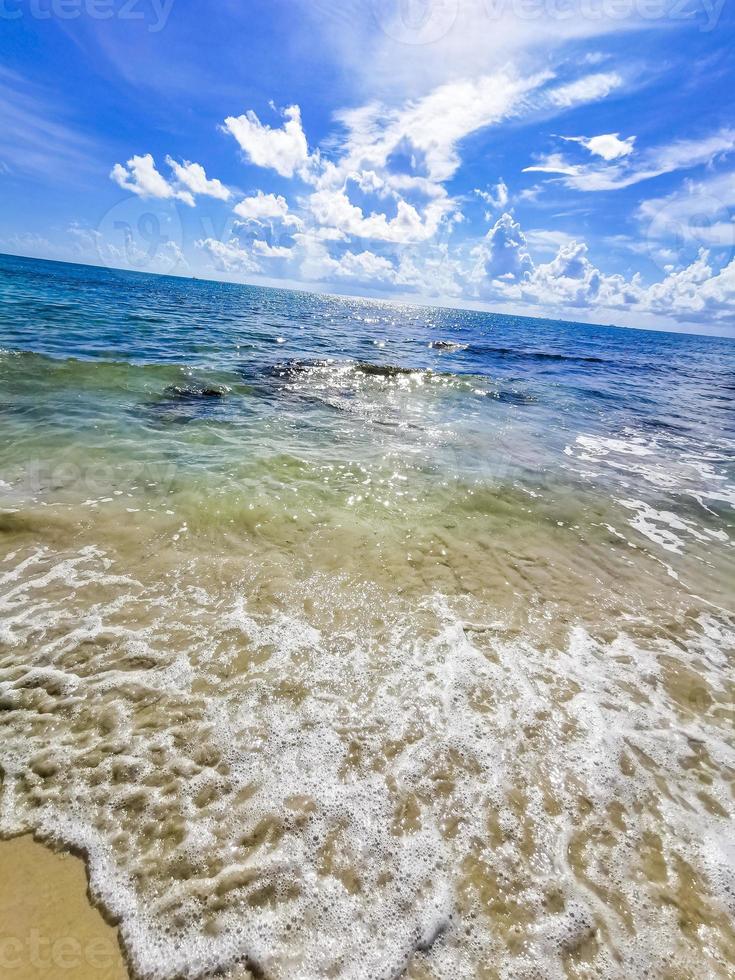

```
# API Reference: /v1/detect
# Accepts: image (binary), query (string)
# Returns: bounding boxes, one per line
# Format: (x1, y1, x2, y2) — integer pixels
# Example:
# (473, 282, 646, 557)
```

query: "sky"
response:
(1, 0, 734, 335)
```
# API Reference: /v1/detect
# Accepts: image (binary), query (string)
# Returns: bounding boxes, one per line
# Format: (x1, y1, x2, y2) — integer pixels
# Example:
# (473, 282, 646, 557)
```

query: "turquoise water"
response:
(0, 253, 734, 979)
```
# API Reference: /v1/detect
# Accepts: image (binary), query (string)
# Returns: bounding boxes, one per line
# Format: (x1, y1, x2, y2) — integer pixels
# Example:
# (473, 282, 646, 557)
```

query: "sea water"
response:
(0, 253, 733, 978)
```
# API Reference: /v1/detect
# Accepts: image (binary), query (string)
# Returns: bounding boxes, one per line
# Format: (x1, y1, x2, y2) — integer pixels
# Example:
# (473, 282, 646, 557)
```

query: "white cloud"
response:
(546, 72, 623, 109)
(333, 249, 396, 280)
(308, 185, 448, 243)
(523, 152, 581, 178)
(233, 190, 302, 227)
(520, 239, 611, 307)
(334, 69, 550, 185)
(165, 158, 230, 200)
(101, 37, 735, 331)
(295, 231, 397, 283)
(525, 129, 735, 191)
(559, 133, 635, 161)
(638, 171, 735, 250)
(468, 212, 735, 324)
(475, 180, 509, 211)
(524, 228, 576, 253)
(117, 60, 630, 268)
(647, 251, 735, 320)
(297, 63, 618, 244)
(222, 105, 313, 179)
(196, 236, 261, 273)
(297, 0, 642, 102)
(471, 213, 534, 283)
(110, 154, 194, 206)
(252, 240, 294, 258)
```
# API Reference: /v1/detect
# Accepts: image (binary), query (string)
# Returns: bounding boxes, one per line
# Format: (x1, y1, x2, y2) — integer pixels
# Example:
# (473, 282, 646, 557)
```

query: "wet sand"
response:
(0, 836, 128, 980)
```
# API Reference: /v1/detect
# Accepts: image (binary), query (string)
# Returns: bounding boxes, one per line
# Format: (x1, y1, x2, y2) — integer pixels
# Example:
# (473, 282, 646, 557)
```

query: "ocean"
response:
(0, 252, 733, 978)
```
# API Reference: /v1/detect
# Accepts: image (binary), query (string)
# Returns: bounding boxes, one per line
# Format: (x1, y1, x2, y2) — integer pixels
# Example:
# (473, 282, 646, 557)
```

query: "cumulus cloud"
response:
(332, 249, 396, 280)
(290, 63, 620, 245)
(110, 60, 637, 278)
(296, 66, 631, 243)
(468, 212, 735, 323)
(110, 154, 195, 206)
(196, 237, 261, 273)
(253, 240, 294, 258)
(521, 240, 608, 307)
(234, 190, 302, 226)
(107, 47, 735, 329)
(165, 158, 231, 200)
(111, 154, 231, 206)
(222, 105, 313, 179)
(471, 213, 534, 282)
(308, 185, 447, 243)
(642, 249, 735, 319)
(295, 231, 396, 283)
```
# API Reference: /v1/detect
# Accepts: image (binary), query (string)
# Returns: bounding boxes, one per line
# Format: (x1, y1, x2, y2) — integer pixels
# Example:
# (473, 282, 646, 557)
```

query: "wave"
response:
(468, 342, 609, 364)
(1, 539, 733, 980)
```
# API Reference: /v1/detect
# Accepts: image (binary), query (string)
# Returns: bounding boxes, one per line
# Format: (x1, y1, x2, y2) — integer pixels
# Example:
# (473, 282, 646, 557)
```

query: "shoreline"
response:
(0, 835, 128, 980)
(0, 836, 258, 980)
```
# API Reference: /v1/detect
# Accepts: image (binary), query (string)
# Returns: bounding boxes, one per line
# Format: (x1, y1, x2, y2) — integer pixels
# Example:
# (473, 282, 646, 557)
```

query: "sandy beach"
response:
(0, 836, 126, 979)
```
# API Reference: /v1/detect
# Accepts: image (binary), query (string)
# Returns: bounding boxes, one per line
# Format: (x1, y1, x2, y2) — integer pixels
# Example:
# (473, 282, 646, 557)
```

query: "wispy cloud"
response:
(637, 170, 735, 248)
(524, 129, 735, 190)
(0, 67, 98, 181)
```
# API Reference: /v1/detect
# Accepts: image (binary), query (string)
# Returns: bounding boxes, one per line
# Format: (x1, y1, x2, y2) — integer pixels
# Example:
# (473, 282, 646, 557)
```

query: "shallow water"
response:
(0, 253, 734, 979)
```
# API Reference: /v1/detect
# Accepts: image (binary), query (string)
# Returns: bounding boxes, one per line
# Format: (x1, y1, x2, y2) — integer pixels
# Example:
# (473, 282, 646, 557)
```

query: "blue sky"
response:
(1, 0, 734, 334)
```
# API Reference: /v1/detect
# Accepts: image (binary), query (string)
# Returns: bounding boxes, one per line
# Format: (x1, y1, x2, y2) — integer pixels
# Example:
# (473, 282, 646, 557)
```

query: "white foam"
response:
(1, 547, 734, 979)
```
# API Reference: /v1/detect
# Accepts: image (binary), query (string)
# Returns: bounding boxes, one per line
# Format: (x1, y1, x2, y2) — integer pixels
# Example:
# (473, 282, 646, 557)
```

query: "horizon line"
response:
(1, 250, 732, 343)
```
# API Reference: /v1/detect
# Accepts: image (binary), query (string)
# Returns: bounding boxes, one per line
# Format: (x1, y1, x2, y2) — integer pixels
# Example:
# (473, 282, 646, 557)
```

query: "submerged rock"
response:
(163, 383, 228, 400)
(141, 381, 231, 426)
(354, 361, 415, 377)
(267, 359, 416, 380)
(429, 340, 467, 352)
